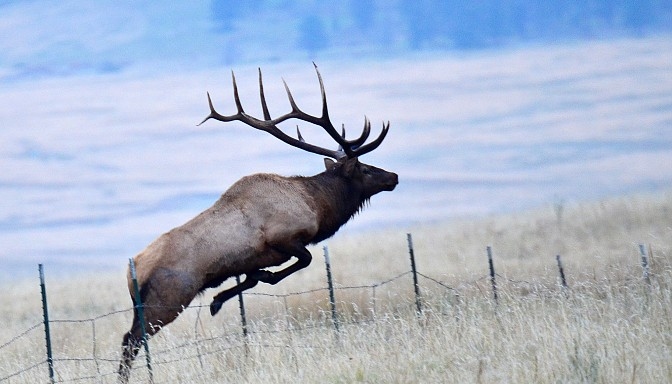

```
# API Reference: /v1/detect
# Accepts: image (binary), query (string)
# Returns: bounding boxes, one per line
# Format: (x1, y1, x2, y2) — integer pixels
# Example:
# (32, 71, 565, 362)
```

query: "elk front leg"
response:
(248, 243, 312, 285)
(210, 276, 258, 316)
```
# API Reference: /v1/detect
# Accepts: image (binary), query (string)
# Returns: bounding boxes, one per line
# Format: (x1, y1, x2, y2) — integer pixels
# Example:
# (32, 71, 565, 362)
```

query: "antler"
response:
(198, 64, 389, 159)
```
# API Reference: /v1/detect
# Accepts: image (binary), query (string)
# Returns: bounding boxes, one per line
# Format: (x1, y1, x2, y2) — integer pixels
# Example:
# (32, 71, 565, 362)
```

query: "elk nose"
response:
(386, 173, 399, 190)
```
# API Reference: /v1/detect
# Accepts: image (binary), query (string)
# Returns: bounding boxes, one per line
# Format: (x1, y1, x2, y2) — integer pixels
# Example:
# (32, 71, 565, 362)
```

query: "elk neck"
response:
(300, 171, 368, 244)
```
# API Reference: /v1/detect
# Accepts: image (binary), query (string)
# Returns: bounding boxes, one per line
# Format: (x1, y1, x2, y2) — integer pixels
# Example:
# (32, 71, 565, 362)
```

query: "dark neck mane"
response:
(299, 171, 366, 244)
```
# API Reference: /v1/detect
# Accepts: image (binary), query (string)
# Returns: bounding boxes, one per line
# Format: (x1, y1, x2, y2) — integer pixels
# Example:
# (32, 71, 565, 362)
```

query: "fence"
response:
(0, 234, 657, 383)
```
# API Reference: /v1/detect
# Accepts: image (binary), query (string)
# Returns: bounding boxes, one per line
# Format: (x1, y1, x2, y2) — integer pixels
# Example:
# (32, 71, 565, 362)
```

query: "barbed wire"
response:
(495, 273, 535, 286)
(416, 272, 459, 292)
(0, 269, 431, 383)
(0, 360, 47, 382)
(246, 286, 329, 298)
(0, 322, 42, 351)
(1, 258, 659, 383)
(0, 274, 494, 383)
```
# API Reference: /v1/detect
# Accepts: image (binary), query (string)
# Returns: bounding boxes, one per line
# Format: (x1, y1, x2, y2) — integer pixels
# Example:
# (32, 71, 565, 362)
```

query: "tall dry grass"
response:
(1, 191, 671, 383)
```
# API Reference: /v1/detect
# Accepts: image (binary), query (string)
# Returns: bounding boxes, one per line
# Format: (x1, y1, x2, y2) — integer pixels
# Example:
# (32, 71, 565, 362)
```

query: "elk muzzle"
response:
(384, 172, 399, 191)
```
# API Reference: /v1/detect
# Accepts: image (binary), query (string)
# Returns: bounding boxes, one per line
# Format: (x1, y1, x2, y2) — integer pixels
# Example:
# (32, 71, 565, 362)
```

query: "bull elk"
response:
(118, 65, 397, 382)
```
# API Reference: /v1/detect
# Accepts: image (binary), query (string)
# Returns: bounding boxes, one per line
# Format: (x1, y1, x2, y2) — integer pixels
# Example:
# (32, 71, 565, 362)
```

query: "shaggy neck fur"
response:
(300, 171, 368, 244)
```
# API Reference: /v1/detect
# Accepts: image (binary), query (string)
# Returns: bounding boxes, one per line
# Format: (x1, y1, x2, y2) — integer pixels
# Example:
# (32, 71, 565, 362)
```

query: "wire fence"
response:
(0, 234, 658, 383)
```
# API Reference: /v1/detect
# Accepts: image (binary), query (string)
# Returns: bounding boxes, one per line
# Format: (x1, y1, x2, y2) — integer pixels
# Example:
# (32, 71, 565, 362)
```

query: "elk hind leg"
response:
(119, 268, 196, 382)
(118, 310, 146, 383)
(118, 304, 166, 382)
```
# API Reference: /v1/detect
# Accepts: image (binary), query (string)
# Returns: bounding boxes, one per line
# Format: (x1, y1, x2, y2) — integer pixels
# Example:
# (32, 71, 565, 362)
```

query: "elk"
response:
(118, 65, 397, 382)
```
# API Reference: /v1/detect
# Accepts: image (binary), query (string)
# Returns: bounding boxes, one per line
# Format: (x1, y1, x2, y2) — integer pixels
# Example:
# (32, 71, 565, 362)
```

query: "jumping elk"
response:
(119, 65, 398, 382)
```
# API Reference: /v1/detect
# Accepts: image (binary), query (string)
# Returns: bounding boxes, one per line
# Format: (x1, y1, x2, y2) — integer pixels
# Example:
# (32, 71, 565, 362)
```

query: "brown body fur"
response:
(119, 158, 397, 382)
(132, 173, 318, 295)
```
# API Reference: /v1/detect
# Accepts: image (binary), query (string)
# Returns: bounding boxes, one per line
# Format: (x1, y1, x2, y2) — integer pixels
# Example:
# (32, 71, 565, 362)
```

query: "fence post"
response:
(129, 258, 153, 383)
(38, 264, 55, 384)
(638, 244, 651, 285)
(486, 246, 498, 304)
(407, 233, 422, 315)
(235, 275, 250, 358)
(323, 246, 340, 333)
(556, 254, 568, 290)
(235, 275, 249, 338)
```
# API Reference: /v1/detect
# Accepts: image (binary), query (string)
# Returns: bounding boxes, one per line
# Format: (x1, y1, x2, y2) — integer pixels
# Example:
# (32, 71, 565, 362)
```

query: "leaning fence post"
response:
(235, 275, 248, 338)
(39, 264, 55, 384)
(129, 258, 153, 383)
(323, 246, 340, 333)
(235, 275, 250, 358)
(235, 275, 249, 338)
(486, 246, 498, 304)
(407, 233, 422, 315)
(638, 244, 651, 285)
(556, 254, 568, 290)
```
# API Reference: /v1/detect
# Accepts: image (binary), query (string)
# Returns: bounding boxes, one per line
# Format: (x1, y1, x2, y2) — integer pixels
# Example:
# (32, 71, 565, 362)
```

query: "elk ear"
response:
(324, 158, 337, 170)
(343, 157, 359, 176)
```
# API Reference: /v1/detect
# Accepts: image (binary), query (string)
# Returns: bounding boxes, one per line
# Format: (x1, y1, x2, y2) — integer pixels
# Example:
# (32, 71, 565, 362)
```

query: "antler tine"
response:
(310, 64, 365, 151)
(196, 73, 246, 126)
(197, 92, 217, 126)
(258, 68, 272, 120)
(313, 63, 330, 121)
(348, 121, 390, 157)
(199, 66, 389, 160)
(349, 117, 371, 149)
(282, 78, 301, 113)
(231, 71, 245, 114)
(296, 126, 305, 142)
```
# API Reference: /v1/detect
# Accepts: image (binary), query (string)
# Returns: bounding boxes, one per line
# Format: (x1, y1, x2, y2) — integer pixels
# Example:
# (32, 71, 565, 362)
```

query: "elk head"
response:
(199, 63, 397, 209)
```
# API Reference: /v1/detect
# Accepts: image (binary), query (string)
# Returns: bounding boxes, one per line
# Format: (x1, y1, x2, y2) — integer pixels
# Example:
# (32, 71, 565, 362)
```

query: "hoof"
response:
(210, 300, 223, 316)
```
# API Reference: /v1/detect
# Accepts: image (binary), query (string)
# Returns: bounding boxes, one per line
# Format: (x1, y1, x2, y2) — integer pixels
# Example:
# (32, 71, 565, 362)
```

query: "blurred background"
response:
(2, 1, 671, 79)
(1, 1, 671, 276)
(2, 1, 672, 78)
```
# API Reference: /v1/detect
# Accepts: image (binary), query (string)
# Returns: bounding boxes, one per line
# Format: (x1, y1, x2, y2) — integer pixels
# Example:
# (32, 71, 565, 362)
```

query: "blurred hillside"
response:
(1, 0, 671, 80)
(212, 0, 672, 61)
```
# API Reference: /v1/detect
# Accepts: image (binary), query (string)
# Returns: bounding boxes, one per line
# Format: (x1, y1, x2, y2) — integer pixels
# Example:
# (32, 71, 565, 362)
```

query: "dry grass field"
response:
(1, 191, 671, 383)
